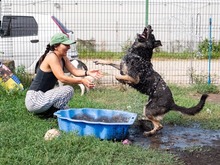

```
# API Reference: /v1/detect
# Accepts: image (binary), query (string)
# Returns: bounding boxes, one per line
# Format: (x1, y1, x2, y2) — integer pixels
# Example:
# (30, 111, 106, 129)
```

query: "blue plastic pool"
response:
(54, 108, 137, 140)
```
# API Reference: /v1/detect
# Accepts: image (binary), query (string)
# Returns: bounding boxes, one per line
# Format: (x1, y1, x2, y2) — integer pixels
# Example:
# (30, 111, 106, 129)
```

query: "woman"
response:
(25, 33, 103, 118)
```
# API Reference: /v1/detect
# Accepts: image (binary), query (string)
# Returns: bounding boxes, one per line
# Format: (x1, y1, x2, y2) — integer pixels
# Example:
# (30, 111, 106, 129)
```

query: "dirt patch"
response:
(207, 93, 220, 104)
(128, 119, 220, 165)
(176, 146, 220, 165)
(128, 122, 220, 150)
(191, 93, 220, 104)
(174, 93, 220, 165)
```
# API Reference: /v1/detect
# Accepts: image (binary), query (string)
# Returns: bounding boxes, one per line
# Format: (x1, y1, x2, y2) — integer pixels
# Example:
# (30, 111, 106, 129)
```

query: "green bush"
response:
(15, 65, 33, 89)
(77, 38, 96, 53)
(198, 38, 220, 59)
(192, 83, 219, 94)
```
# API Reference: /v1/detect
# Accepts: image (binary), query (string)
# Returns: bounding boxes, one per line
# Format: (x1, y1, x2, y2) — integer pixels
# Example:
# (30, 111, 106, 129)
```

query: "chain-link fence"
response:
(0, 0, 219, 85)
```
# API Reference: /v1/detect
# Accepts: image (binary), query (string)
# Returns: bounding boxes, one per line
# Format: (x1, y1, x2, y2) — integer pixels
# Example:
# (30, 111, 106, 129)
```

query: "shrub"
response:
(15, 65, 33, 89)
(77, 38, 96, 53)
(198, 38, 220, 59)
(192, 83, 219, 94)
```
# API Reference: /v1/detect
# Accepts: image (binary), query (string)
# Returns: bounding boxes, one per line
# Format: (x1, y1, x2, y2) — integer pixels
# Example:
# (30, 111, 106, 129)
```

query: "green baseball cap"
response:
(50, 33, 75, 46)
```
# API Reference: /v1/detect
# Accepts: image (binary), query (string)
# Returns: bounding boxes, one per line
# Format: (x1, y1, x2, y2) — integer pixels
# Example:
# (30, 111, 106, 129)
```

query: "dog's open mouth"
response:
(137, 25, 154, 43)
(139, 25, 153, 40)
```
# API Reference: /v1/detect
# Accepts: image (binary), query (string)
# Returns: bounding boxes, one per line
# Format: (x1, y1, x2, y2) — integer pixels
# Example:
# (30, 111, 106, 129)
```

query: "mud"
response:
(127, 121, 220, 165)
(71, 114, 128, 123)
(128, 122, 220, 150)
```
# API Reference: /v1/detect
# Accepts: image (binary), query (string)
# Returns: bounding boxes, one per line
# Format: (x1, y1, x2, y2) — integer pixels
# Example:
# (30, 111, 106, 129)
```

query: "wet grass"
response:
(0, 84, 219, 165)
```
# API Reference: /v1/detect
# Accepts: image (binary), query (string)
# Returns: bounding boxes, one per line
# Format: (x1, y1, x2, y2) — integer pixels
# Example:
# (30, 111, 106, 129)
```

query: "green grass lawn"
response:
(0, 85, 219, 165)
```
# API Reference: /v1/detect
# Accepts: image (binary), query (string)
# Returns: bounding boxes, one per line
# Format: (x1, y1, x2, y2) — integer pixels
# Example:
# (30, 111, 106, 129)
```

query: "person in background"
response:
(25, 33, 103, 118)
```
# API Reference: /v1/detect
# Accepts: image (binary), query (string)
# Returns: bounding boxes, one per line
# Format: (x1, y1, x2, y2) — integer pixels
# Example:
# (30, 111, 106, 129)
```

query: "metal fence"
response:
(1, 0, 220, 85)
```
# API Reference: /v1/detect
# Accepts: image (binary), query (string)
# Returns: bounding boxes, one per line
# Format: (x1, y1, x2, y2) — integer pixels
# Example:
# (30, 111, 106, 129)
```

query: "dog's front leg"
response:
(115, 74, 139, 84)
(93, 60, 121, 70)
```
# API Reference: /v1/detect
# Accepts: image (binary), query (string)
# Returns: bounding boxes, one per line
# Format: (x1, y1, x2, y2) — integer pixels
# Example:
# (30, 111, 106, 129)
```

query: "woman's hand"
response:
(87, 69, 103, 79)
(81, 78, 96, 89)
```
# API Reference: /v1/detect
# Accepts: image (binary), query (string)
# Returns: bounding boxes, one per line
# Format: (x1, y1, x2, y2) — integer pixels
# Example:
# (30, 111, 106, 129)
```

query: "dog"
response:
(94, 25, 208, 136)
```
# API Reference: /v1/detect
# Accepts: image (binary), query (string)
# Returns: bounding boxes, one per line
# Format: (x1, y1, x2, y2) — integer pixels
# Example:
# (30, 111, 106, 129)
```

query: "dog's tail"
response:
(171, 94, 208, 115)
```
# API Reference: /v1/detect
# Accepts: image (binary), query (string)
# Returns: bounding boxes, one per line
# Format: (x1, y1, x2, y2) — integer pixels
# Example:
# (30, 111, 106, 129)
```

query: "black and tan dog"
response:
(94, 25, 208, 136)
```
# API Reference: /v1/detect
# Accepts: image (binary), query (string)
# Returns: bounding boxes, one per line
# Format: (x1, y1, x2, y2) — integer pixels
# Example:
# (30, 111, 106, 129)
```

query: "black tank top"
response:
(29, 69, 57, 92)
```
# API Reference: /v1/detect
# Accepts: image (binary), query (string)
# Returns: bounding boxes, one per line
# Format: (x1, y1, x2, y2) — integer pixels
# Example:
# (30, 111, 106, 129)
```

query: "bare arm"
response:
(41, 53, 95, 88)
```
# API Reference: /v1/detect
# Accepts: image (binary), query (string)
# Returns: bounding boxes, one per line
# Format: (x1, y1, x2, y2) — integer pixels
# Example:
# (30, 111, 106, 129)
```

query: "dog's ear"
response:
(154, 40, 162, 48)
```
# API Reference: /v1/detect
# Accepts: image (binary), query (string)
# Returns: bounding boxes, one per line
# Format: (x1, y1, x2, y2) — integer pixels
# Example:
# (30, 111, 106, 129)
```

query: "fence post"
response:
(208, 17, 212, 84)
(145, 0, 149, 26)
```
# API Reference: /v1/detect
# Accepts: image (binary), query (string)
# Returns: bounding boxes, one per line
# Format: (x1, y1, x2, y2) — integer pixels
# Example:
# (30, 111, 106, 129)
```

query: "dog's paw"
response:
(139, 116, 148, 121)
(93, 60, 106, 65)
(143, 131, 154, 137)
(156, 125, 163, 131)
(116, 78, 127, 84)
(93, 60, 99, 65)
(143, 125, 163, 136)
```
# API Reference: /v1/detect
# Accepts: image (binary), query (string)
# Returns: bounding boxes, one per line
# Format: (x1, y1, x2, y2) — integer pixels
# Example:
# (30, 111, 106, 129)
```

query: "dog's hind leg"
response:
(115, 74, 140, 84)
(141, 115, 163, 136)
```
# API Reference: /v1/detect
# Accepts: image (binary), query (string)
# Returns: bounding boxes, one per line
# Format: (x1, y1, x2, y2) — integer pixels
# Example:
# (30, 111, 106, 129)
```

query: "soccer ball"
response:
(44, 128, 61, 141)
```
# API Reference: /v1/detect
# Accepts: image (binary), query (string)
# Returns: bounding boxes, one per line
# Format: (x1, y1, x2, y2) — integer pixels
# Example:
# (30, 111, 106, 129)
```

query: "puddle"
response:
(127, 122, 220, 150)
